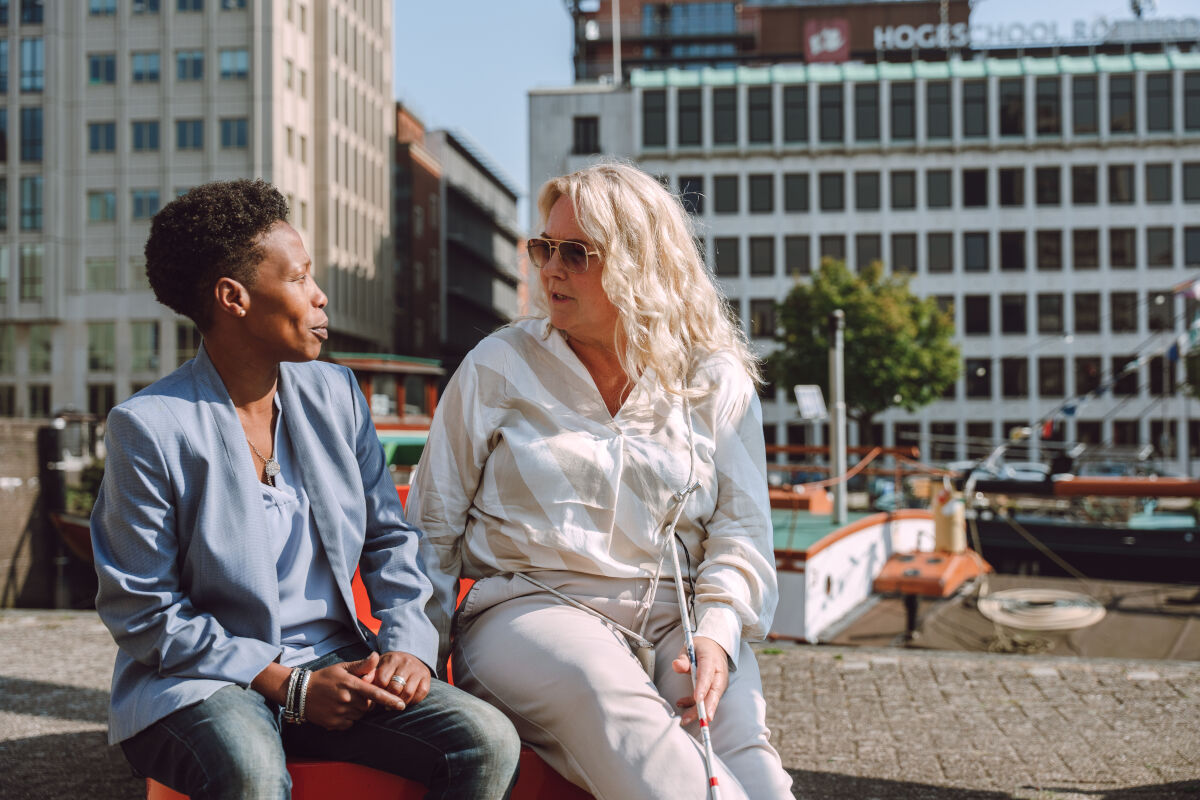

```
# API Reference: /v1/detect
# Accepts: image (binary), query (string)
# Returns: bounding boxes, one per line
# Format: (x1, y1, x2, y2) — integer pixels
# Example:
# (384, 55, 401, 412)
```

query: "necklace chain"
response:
(246, 438, 280, 486)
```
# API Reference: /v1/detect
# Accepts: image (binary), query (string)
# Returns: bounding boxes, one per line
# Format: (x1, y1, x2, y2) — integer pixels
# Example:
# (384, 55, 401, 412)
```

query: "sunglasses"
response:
(527, 237, 600, 274)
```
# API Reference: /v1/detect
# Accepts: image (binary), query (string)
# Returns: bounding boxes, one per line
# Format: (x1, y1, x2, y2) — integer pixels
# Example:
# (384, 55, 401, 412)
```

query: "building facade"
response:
(393, 103, 442, 361)
(0, 0, 395, 420)
(530, 52, 1200, 471)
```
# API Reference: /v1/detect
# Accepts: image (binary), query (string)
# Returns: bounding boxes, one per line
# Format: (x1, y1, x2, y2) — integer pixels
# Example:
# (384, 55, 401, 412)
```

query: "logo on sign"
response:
(804, 18, 849, 63)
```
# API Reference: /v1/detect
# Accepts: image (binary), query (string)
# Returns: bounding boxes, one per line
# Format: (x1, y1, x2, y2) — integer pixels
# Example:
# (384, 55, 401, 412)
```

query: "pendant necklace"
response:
(247, 438, 280, 486)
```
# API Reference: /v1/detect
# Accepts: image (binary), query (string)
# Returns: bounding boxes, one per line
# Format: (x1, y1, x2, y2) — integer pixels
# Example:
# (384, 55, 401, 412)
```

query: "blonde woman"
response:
(409, 163, 792, 799)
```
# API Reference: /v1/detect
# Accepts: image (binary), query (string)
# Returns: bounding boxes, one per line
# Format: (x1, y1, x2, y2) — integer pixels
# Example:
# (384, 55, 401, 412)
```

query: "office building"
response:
(0, 0, 395, 419)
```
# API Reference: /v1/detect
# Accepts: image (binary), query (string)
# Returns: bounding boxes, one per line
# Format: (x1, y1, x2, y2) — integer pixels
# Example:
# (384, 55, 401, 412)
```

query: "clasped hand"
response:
(671, 635, 729, 727)
(303, 651, 431, 731)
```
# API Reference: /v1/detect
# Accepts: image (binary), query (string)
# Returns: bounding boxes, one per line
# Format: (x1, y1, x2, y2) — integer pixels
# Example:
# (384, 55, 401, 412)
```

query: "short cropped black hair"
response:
(144, 179, 289, 330)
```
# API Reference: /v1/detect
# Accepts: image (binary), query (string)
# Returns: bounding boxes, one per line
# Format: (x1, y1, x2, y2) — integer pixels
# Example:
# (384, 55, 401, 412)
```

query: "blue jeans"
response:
(120, 645, 520, 800)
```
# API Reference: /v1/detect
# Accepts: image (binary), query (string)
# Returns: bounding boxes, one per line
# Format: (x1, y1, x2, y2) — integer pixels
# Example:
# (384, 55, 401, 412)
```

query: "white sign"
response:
(873, 16, 1200, 51)
(793, 385, 827, 420)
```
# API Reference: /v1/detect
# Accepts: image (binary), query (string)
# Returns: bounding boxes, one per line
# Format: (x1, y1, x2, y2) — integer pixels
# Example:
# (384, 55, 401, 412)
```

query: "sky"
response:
(393, 0, 1197, 227)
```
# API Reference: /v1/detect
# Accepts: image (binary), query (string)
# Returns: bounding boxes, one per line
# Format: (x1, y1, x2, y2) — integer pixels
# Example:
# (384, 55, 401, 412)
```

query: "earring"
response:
(238, 309, 245, 317)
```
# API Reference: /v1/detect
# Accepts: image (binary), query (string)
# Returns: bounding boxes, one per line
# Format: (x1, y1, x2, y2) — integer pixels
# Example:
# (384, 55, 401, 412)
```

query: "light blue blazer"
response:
(91, 345, 437, 744)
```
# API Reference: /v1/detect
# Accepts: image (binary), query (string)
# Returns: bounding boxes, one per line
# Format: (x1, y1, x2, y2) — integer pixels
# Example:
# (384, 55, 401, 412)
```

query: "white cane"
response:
(666, 482, 721, 800)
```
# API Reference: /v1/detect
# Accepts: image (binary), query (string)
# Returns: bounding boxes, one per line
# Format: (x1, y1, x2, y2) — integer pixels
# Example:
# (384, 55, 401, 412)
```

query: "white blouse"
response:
(409, 318, 777, 667)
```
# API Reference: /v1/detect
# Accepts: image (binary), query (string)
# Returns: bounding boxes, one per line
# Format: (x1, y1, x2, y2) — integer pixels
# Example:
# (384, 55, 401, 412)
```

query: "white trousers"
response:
(451, 572, 793, 800)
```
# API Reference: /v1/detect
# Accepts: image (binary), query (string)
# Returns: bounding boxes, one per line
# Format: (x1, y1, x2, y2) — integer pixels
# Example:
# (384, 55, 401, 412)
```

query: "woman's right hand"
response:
(303, 652, 407, 730)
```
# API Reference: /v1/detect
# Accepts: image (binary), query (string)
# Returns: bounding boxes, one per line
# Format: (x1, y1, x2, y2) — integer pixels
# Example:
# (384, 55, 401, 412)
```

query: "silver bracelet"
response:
(296, 668, 312, 724)
(283, 667, 307, 725)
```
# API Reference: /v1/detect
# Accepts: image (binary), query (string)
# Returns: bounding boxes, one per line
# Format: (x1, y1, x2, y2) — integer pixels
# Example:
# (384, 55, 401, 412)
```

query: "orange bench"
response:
(147, 485, 591, 800)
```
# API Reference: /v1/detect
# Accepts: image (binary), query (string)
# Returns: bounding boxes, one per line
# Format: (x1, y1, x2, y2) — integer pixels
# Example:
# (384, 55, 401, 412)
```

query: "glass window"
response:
(1111, 292, 1138, 332)
(19, 106, 40, 162)
(19, 243, 43, 300)
(642, 90, 666, 147)
(1145, 163, 1172, 203)
(1000, 231, 1025, 271)
(176, 49, 204, 82)
(1071, 166, 1096, 205)
(926, 169, 951, 208)
(1147, 227, 1173, 267)
(89, 53, 116, 85)
(749, 237, 774, 276)
(133, 0, 161, 11)
(221, 0, 246, 9)
(1039, 357, 1065, 397)
(28, 324, 51, 372)
(1110, 228, 1135, 268)
(819, 234, 844, 263)
(1036, 77, 1061, 135)
(891, 233, 916, 273)
(964, 232, 989, 272)
(1109, 74, 1134, 134)
(0, 41, 7, 93)
(88, 121, 115, 153)
(854, 84, 878, 142)
(676, 89, 700, 147)
(132, 120, 159, 152)
(1185, 163, 1200, 202)
(1149, 357, 1177, 398)
(713, 175, 737, 214)
(748, 299, 776, 338)
(1036, 230, 1062, 271)
(1073, 229, 1099, 269)
(748, 87, 771, 144)
(0, 326, 11, 372)
(88, 323, 115, 371)
(962, 80, 987, 138)
(819, 172, 843, 211)
(1037, 294, 1063, 334)
(219, 48, 249, 80)
(176, 118, 203, 151)
(1186, 227, 1200, 266)
(0, 183, 6, 231)
(1001, 294, 1026, 333)
(713, 237, 738, 277)
(712, 88, 736, 145)
(854, 171, 879, 211)
(1074, 293, 1100, 332)
(87, 190, 116, 223)
(1149, 294, 1173, 333)
(783, 173, 808, 212)
(891, 171, 915, 210)
(18, 175, 40, 231)
(131, 321, 160, 372)
(998, 78, 1024, 137)
(962, 169, 987, 208)
(132, 189, 160, 220)
(1035, 166, 1060, 206)
(927, 232, 952, 272)
(890, 82, 914, 141)
(965, 358, 991, 398)
(1002, 358, 1028, 398)
(1112, 357, 1138, 396)
(818, 85, 842, 143)
(784, 235, 809, 275)
(748, 174, 773, 213)
(219, 117, 248, 148)
(1146, 73, 1172, 133)
(20, 38, 43, 93)
(132, 51, 160, 83)
(176, 322, 202, 365)
(926, 81, 950, 139)
(1073, 76, 1097, 135)
(90, 0, 117, 14)
(88, 384, 116, 417)
(86, 257, 116, 291)
(0, 252, 6, 301)
(177, 0, 204, 10)
(964, 295, 990, 335)
(782, 85, 807, 143)
(855, 234, 880, 270)
(678, 176, 703, 215)
(998, 168, 1023, 207)
(1109, 164, 1134, 204)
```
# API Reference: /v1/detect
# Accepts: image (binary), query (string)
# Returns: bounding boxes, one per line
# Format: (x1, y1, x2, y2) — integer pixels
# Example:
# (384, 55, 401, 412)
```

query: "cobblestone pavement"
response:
(1, 610, 1197, 799)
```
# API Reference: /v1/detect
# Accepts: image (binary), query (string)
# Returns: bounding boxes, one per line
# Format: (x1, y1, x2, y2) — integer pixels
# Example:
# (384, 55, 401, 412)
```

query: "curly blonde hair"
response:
(535, 161, 760, 396)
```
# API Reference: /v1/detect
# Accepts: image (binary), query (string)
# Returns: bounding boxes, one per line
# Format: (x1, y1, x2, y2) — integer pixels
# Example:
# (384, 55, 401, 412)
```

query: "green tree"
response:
(770, 259, 960, 445)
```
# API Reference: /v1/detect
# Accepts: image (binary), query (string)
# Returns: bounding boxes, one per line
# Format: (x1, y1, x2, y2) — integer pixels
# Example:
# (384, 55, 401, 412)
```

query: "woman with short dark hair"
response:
(92, 179, 519, 799)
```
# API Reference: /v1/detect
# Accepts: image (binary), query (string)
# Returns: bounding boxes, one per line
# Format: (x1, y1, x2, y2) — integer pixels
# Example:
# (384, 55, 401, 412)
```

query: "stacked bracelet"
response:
(282, 667, 310, 725)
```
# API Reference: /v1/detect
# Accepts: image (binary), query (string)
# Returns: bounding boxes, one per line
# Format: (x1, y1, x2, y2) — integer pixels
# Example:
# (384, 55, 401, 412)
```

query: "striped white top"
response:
(409, 318, 778, 667)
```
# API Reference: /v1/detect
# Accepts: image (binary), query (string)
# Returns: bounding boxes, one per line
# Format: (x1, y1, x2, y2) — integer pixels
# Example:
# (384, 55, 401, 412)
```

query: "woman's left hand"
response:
(374, 651, 432, 709)
(672, 635, 729, 726)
